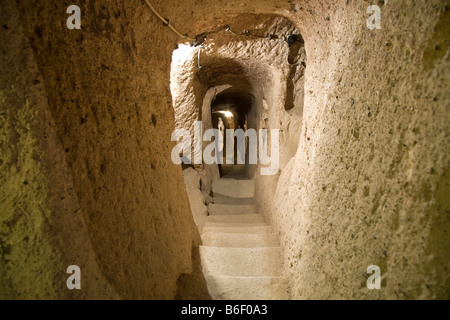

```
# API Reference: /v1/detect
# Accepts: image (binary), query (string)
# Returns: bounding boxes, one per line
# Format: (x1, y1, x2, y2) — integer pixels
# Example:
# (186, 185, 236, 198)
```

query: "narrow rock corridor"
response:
(1, 0, 449, 301)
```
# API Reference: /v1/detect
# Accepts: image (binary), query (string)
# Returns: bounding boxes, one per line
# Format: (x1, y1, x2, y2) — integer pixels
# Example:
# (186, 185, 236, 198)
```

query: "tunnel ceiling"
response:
(197, 58, 254, 89)
(194, 13, 300, 89)
(186, 13, 298, 45)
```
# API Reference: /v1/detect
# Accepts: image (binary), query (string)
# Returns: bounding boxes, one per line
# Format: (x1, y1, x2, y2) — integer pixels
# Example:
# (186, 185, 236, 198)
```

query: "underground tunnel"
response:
(0, 0, 449, 301)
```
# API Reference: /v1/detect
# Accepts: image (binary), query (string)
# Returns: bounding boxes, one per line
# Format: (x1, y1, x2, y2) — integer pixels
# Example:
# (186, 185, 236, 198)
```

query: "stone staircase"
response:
(200, 175, 289, 300)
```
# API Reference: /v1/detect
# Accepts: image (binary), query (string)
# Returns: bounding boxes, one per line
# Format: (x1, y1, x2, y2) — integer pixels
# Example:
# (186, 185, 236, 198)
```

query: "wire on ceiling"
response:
(143, 1, 305, 66)
(143, 0, 195, 41)
(143, 0, 303, 47)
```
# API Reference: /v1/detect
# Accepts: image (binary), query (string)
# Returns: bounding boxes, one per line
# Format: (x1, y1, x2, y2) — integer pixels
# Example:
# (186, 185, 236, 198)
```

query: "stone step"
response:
(204, 222, 268, 228)
(206, 214, 265, 224)
(201, 232, 279, 248)
(202, 225, 273, 234)
(220, 164, 247, 178)
(212, 193, 255, 205)
(212, 178, 255, 198)
(204, 275, 289, 300)
(208, 203, 257, 215)
(199, 246, 282, 276)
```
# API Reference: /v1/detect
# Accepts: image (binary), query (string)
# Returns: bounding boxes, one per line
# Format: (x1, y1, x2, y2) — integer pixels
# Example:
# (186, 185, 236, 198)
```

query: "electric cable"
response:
(198, 45, 203, 69)
(143, 1, 305, 67)
(143, 0, 195, 41)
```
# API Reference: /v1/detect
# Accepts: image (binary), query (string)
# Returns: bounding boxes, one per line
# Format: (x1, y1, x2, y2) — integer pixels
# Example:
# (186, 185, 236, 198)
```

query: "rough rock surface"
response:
(1, 0, 202, 299)
(170, 0, 449, 299)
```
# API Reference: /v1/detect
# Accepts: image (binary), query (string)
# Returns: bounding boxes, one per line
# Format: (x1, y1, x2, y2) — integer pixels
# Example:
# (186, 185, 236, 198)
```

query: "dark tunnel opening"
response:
(211, 91, 254, 176)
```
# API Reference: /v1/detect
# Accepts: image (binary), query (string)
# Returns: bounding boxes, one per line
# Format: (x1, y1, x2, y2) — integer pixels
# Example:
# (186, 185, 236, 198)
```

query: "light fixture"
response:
(218, 110, 233, 118)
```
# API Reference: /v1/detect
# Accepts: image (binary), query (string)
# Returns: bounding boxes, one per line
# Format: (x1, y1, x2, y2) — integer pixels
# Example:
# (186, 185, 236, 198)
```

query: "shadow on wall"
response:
(175, 246, 211, 300)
